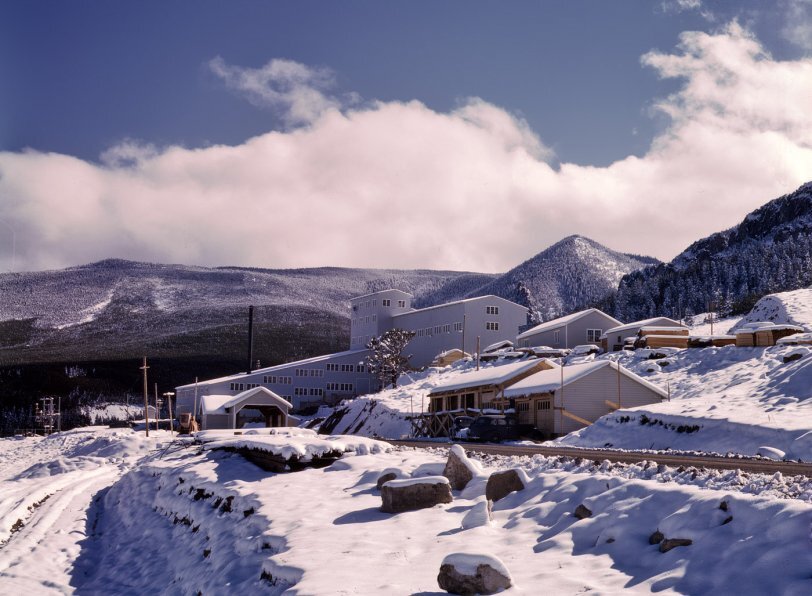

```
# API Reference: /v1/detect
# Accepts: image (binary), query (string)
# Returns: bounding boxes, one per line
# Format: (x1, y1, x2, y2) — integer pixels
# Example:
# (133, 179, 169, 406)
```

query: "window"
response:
(463, 393, 475, 408)
(397, 300, 406, 308)
(587, 329, 602, 343)
(454, 322, 463, 332)
(486, 321, 499, 331)
(308, 388, 323, 396)
(536, 400, 551, 411)
(340, 364, 354, 372)
(372, 314, 377, 322)
(554, 330, 561, 345)
(357, 364, 366, 373)
(326, 363, 339, 372)
(517, 402, 530, 412)
(295, 369, 306, 377)
(486, 306, 499, 315)
(309, 369, 323, 377)
(447, 395, 459, 410)
(382, 299, 391, 307)
(372, 299, 377, 307)
(443, 324, 451, 333)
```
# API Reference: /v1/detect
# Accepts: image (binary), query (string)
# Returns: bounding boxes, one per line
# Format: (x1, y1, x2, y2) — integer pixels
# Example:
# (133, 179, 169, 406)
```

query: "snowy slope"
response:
(615, 181, 812, 322)
(0, 429, 809, 594)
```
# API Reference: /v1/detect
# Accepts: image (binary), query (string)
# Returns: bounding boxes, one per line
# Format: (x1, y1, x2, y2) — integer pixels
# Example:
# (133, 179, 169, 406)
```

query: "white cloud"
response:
(1, 24, 811, 274)
(783, 0, 812, 52)
(208, 56, 341, 125)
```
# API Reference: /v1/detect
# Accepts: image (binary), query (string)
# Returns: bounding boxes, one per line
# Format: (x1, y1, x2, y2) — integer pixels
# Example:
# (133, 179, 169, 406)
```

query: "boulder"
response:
(376, 472, 398, 490)
(485, 469, 525, 503)
(659, 538, 693, 553)
(574, 504, 592, 520)
(438, 553, 512, 595)
(443, 445, 475, 491)
(649, 530, 664, 545)
(381, 477, 452, 513)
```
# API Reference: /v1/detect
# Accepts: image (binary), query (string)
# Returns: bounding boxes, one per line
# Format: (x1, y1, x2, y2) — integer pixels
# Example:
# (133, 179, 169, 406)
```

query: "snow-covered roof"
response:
(640, 326, 689, 333)
(776, 332, 812, 344)
(735, 322, 805, 334)
(201, 387, 291, 415)
(601, 317, 685, 339)
(428, 358, 554, 394)
(517, 309, 621, 340)
(482, 339, 514, 353)
(351, 288, 413, 301)
(504, 361, 668, 399)
(176, 349, 369, 389)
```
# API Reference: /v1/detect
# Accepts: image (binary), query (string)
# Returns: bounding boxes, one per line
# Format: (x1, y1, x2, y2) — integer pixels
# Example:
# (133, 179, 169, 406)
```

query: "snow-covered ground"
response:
(0, 428, 810, 594)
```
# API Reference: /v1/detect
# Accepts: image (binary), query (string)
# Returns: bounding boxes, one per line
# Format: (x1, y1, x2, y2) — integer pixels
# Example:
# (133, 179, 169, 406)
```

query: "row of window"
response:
(263, 375, 292, 385)
(326, 363, 365, 372)
(295, 368, 324, 377)
(485, 321, 500, 331)
(351, 335, 373, 346)
(229, 382, 262, 391)
(352, 314, 378, 325)
(485, 306, 500, 315)
(326, 382, 355, 392)
(379, 299, 407, 308)
(295, 387, 324, 397)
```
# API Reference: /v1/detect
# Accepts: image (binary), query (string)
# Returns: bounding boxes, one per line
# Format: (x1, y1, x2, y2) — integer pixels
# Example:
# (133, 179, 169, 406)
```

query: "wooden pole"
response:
(476, 336, 480, 371)
(559, 363, 564, 435)
(154, 382, 159, 432)
(167, 393, 174, 436)
(140, 357, 149, 437)
(193, 377, 199, 426)
(616, 359, 622, 409)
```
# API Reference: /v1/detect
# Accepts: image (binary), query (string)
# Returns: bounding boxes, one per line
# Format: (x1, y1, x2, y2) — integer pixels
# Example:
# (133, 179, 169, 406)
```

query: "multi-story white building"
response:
(176, 289, 528, 414)
(350, 291, 528, 368)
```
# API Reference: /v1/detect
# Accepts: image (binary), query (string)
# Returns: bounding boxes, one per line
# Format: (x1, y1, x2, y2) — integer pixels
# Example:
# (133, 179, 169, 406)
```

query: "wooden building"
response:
(426, 358, 555, 413)
(431, 348, 470, 367)
(735, 322, 805, 347)
(502, 361, 667, 437)
(637, 326, 690, 349)
(601, 317, 686, 352)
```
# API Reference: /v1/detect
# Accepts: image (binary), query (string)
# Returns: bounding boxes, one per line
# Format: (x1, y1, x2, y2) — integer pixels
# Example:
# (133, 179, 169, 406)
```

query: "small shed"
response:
(601, 317, 687, 352)
(426, 358, 555, 413)
(199, 386, 292, 431)
(503, 361, 667, 437)
(431, 348, 470, 367)
(735, 322, 805, 347)
(637, 326, 690, 349)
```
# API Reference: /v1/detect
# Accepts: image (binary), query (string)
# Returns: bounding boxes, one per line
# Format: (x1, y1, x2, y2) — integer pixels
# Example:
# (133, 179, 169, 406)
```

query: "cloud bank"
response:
(1, 23, 811, 274)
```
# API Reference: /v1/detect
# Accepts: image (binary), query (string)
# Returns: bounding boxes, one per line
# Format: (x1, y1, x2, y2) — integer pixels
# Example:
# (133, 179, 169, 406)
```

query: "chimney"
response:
(247, 305, 254, 374)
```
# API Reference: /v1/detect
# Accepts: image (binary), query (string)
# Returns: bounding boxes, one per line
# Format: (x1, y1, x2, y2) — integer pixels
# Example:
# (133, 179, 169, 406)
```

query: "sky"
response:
(1, 0, 811, 273)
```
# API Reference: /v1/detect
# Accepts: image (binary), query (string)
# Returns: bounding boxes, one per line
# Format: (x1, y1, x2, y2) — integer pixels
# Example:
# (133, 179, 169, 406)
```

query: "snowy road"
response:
(0, 428, 167, 593)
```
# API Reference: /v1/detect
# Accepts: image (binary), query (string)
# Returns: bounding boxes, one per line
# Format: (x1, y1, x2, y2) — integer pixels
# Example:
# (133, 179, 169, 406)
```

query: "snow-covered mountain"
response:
(418, 235, 656, 321)
(0, 236, 655, 365)
(0, 259, 494, 364)
(614, 181, 812, 321)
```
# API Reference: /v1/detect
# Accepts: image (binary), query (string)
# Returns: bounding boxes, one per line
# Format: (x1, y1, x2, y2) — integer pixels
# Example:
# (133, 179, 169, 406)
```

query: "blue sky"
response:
(1, 1, 812, 272)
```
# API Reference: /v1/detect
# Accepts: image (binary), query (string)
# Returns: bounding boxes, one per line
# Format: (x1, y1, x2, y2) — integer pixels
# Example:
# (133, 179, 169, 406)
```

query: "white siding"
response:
(555, 366, 663, 434)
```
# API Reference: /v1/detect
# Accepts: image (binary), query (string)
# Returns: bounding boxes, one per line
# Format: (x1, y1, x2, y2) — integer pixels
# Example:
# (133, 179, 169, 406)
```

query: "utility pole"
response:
(164, 392, 175, 436)
(154, 382, 159, 432)
(141, 357, 149, 437)
(461, 314, 466, 355)
(476, 336, 480, 371)
(616, 358, 622, 409)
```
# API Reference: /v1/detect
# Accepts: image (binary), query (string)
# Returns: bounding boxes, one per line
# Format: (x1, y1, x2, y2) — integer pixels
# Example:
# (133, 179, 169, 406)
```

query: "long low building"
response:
(503, 361, 667, 437)
(427, 358, 554, 413)
(175, 349, 375, 413)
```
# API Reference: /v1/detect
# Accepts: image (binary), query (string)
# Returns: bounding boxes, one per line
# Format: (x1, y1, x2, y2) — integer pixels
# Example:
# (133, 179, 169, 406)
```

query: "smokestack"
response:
(247, 305, 254, 374)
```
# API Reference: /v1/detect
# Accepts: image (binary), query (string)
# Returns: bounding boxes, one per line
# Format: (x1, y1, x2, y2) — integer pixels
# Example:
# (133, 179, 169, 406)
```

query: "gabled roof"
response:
(428, 358, 555, 395)
(201, 386, 291, 415)
(517, 309, 621, 340)
(176, 348, 369, 389)
(351, 288, 413, 301)
(601, 317, 685, 339)
(503, 360, 668, 399)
